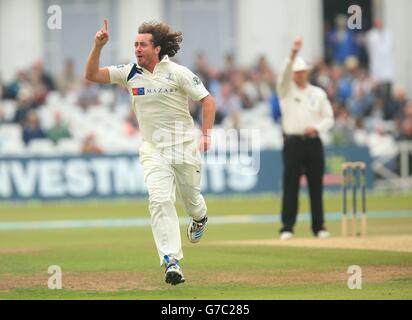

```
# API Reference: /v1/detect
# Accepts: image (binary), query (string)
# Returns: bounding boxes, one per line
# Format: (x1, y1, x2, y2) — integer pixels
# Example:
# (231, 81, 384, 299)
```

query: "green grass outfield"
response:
(0, 193, 411, 300)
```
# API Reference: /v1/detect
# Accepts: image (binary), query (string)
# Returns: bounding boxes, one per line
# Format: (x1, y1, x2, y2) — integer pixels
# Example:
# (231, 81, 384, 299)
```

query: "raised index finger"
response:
(103, 19, 108, 32)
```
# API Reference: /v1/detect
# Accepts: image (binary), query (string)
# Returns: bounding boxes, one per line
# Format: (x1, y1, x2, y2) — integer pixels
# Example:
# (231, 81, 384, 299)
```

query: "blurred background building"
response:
(1, 0, 411, 93)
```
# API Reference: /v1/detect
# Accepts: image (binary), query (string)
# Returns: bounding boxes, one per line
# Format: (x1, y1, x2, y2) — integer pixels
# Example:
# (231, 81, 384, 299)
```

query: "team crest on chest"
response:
(165, 73, 174, 82)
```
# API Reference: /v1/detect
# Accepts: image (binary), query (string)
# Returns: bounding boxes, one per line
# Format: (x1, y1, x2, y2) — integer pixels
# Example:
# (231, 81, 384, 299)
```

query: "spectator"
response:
(4, 70, 31, 100)
(367, 98, 387, 130)
(353, 118, 369, 146)
(31, 72, 49, 107)
(326, 14, 360, 65)
(47, 111, 72, 144)
(22, 111, 46, 146)
(330, 63, 352, 104)
(77, 80, 100, 110)
(31, 60, 56, 91)
(255, 55, 277, 92)
(332, 105, 354, 145)
(230, 70, 253, 110)
(193, 51, 211, 90)
(365, 17, 395, 102)
(222, 53, 237, 80)
(243, 69, 273, 106)
(81, 133, 103, 154)
(0, 78, 3, 99)
(56, 58, 79, 97)
(352, 67, 374, 98)
(113, 83, 131, 107)
(395, 118, 412, 176)
(207, 67, 221, 98)
(403, 101, 412, 118)
(395, 100, 412, 139)
(0, 104, 7, 124)
(342, 56, 360, 92)
(269, 94, 281, 123)
(13, 87, 36, 125)
(311, 58, 333, 91)
(397, 118, 412, 142)
(215, 80, 242, 129)
(369, 122, 398, 172)
(389, 86, 408, 120)
(347, 83, 374, 119)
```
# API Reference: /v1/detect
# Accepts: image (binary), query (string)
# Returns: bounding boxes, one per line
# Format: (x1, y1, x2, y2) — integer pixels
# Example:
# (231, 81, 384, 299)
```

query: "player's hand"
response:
(304, 127, 318, 137)
(291, 36, 303, 57)
(95, 19, 109, 48)
(199, 134, 211, 153)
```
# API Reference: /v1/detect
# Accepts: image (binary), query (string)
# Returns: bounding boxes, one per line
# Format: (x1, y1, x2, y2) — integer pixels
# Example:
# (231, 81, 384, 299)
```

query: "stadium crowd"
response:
(0, 18, 411, 161)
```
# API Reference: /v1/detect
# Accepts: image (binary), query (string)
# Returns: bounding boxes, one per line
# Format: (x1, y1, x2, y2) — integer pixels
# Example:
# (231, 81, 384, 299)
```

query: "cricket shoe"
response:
(164, 256, 185, 285)
(187, 216, 208, 243)
(279, 231, 293, 241)
(316, 230, 331, 239)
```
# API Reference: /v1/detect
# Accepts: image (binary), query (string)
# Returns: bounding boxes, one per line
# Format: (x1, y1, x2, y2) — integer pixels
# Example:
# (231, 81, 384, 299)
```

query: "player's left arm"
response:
(178, 66, 216, 152)
(199, 94, 216, 152)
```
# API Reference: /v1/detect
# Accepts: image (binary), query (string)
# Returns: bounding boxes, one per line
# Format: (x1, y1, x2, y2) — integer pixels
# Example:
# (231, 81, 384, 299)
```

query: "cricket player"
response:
(85, 20, 216, 285)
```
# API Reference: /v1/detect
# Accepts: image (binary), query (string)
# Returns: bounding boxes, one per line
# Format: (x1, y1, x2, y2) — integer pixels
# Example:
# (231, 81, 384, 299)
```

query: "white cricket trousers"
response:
(139, 140, 207, 265)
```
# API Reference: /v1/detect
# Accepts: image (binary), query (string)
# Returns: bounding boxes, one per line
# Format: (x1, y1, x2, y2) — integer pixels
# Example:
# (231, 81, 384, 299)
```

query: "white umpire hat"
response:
(292, 57, 311, 72)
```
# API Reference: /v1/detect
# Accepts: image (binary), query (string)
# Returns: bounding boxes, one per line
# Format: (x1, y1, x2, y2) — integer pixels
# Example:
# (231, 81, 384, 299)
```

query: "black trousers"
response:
(280, 136, 325, 235)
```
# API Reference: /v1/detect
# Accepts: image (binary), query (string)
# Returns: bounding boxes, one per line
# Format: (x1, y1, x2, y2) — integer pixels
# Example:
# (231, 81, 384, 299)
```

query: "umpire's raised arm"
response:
(277, 37, 303, 99)
(85, 19, 110, 84)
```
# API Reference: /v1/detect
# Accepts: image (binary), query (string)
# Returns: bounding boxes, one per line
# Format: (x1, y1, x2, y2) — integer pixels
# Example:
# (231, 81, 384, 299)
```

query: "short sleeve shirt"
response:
(108, 55, 209, 147)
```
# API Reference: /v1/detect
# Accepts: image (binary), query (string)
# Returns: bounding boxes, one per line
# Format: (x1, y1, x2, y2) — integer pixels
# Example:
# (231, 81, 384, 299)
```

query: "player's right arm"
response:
(85, 19, 110, 84)
(277, 36, 302, 98)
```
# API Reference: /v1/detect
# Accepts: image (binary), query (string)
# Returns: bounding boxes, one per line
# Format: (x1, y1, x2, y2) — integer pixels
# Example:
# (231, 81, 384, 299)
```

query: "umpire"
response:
(277, 37, 334, 240)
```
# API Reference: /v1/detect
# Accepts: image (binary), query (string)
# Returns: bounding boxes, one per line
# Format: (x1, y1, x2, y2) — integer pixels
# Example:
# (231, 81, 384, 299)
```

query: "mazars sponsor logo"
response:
(132, 87, 178, 96)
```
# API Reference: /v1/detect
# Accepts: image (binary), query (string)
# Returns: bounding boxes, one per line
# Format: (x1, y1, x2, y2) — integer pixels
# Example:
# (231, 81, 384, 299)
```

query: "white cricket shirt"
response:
(366, 28, 394, 82)
(277, 58, 334, 135)
(108, 55, 210, 147)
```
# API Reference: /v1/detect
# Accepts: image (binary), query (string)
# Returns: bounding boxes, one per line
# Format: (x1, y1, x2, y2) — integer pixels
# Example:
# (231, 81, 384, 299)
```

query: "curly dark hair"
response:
(138, 22, 183, 60)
